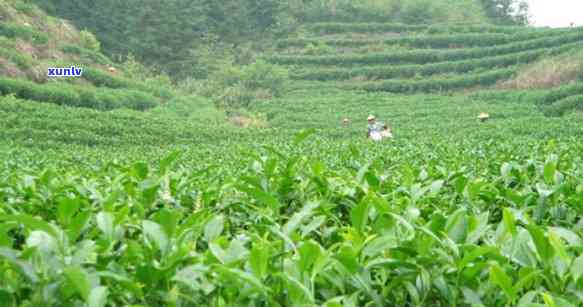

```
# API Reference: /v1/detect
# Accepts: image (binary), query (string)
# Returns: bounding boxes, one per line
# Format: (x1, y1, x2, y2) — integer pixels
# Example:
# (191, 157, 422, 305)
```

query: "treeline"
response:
(34, 0, 529, 79)
(36, 0, 283, 79)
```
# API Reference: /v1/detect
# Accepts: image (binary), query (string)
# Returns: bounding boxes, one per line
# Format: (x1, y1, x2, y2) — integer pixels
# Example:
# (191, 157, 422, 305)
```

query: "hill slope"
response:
(266, 22, 583, 96)
(0, 0, 176, 112)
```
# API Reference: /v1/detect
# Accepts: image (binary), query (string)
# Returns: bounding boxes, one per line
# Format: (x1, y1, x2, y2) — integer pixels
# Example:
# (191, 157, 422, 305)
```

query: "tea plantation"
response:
(1, 14, 583, 307)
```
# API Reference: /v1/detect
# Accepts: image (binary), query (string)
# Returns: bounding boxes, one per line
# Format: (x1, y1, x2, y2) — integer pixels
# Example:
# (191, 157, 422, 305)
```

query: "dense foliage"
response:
(1, 2, 582, 306)
(0, 89, 582, 306)
(0, 77, 158, 111)
(34, 0, 530, 79)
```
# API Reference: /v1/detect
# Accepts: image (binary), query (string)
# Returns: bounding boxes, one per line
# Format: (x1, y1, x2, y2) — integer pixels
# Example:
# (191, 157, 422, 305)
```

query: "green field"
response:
(1, 13, 583, 307)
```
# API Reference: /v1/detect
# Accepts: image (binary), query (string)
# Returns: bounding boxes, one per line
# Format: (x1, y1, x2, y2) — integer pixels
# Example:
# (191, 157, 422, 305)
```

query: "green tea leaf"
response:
(88, 286, 108, 307)
(142, 220, 169, 252)
(57, 197, 81, 226)
(350, 197, 370, 233)
(0, 214, 59, 239)
(159, 150, 181, 174)
(444, 209, 468, 243)
(204, 215, 224, 242)
(489, 264, 514, 300)
(284, 201, 319, 237)
(298, 240, 322, 274)
(64, 267, 91, 301)
(131, 161, 149, 179)
(250, 241, 270, 279)
(503, 208, 517, 237)
(293, 128, 316, 146)
(526, 224, 555, 265)
(335, 245, 359, 274)
(571, 255, 583, 282)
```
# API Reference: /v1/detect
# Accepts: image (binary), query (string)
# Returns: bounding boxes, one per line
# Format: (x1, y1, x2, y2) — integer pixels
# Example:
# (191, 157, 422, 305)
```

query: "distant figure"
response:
(367, 115, 382, 141)
(108, 66, 117, 74)
(570, 22, 575, 27)
(342, 117, 350, 126)
(478, 112, 490, 123)
(381, 123, 393, 139)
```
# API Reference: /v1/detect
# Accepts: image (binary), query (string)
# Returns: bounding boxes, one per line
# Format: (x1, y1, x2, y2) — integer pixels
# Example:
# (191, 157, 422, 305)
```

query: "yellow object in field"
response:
(478, 112, 490, 122)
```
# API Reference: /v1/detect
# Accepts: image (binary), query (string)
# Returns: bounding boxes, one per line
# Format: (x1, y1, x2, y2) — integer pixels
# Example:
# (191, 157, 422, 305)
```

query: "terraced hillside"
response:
(266, 22, 583, 96)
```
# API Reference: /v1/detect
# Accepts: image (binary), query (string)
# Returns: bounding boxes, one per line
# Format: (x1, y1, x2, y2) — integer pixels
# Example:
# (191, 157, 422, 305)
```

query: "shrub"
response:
(240, 60, 289, 96)
(14, 2, 37, 15)
(0, 47, 34, 69)
(541, 95, 583, 117)
(62, 44, 111, 65)
(293, 42, 580, 81)
(0, 77, 157, 111)
(537, 83, 583, 106)
(64, 63, 173, 102)
(304, 42, 334, 56)
(0, 23, 48, 44)
(79, 30, 100, 52)
(82, 67, 130, 88)
(267, 31, 583, 66)
(217, 84, 256, 107)
(347, 68, 516, 93)
(206, 60, 289, 107)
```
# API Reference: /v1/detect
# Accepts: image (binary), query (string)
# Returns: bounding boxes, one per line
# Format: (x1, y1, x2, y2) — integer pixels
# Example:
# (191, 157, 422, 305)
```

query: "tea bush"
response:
(62, 44, 112, 65)
(541, 95, 583, 116)
(206, 60, 289, 106)
(0, 77, 157, 111)
(294, 44, 579, 81)
(267, 31, 583, 66)
(278, 28, 567, 50)
(0, 23, 48, 45)
(78, 29, 100, 52)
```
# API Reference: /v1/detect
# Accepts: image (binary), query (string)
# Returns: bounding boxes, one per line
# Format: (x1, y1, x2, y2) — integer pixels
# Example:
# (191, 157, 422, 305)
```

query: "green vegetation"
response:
(0, 46, 34, 70)
(267, 31, 583, 66)
(293, 44, 580, 81)
(61, 45, 112, 65)
(541, 95, 583, 117)
(346, 68, 517, 93)
(0, 77, 158, 111)
(306, 22, 532, 35)
(277, 29, 568, 50)
(1, 88, 583, 306)
(34, 0, 528, 79)
(1, 1, 583, 306)
(0, 23, 48, 45)
(203, 60, 290, 107)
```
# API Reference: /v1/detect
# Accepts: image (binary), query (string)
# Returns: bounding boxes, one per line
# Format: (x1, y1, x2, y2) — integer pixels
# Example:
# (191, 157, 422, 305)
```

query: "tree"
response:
(480, 0, 530, 25)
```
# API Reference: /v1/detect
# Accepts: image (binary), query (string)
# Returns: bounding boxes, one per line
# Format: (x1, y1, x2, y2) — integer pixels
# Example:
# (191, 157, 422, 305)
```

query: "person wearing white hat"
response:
(367, 115, 382, 141)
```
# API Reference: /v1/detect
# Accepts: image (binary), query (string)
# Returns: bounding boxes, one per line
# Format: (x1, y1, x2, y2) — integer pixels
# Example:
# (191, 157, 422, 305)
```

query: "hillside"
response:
(267, 22, 583, 94)
(0, 1, 178, 112)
